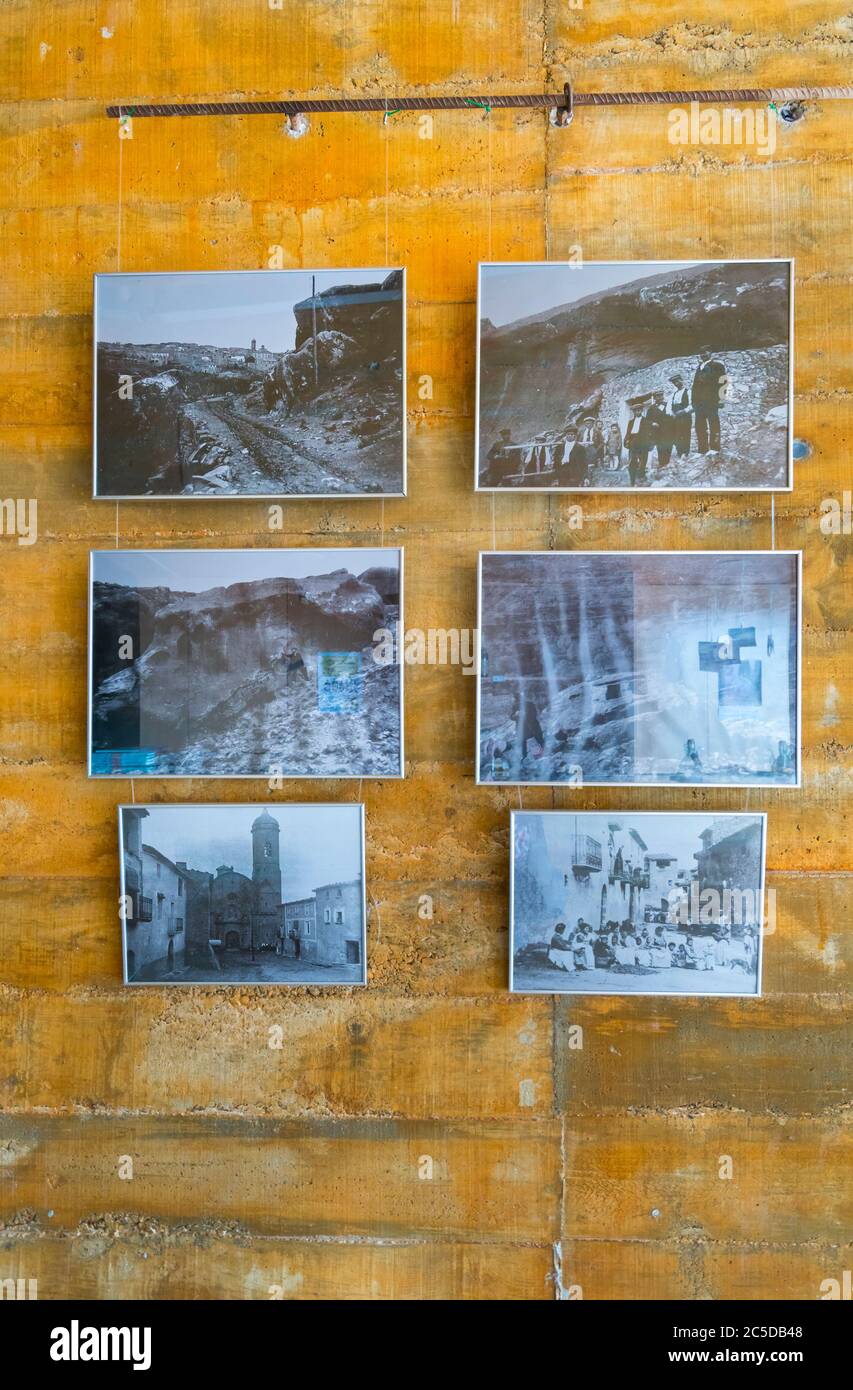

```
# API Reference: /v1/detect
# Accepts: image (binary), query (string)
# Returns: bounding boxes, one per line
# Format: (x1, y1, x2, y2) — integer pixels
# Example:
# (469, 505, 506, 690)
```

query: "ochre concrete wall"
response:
(0, 4, 851, 1299)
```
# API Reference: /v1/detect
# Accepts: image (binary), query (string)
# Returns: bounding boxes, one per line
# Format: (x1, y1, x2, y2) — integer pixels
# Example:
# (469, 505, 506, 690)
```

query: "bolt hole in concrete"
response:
(285, 113, 310, 139)
(778, 101, 806, 123)
(549, 106, 573, 128)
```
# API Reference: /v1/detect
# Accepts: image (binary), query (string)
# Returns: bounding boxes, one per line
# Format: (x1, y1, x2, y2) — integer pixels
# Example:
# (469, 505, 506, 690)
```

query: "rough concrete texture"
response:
(0, 2, 851, 1299)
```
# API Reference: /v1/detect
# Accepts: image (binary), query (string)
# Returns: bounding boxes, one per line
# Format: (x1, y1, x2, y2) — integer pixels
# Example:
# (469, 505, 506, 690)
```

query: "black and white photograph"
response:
(89, 547, 404, 778)
(510, 811, 765, 996)
(476, 259, 793, 492)
(93, 268, 405, 497)
(119, 803, 366, 985)
(477, 550, 800, 788)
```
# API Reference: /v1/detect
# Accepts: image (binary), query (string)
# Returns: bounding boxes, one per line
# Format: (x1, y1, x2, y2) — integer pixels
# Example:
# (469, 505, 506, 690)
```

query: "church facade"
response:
(122, 808, 287, 978)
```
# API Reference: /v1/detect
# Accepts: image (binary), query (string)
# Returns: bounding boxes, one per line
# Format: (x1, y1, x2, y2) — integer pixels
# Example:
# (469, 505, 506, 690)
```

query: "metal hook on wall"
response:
(550, 81, 574, 128)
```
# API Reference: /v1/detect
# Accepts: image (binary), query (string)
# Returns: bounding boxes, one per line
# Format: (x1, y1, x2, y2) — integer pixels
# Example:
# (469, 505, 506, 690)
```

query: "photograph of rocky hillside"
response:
(90, 549, 403, 777)
(477, 551, 799, 787)
(477, 260, 792, 491)
(94, 269, 405, 497)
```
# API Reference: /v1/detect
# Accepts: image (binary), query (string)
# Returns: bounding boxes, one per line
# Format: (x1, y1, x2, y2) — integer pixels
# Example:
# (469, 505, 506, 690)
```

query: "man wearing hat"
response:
(665, 372, 693, 459)
(577, 415, 604, 476)
(692, 347, 728, 455)
(647, 390, 670, 472)
(624, 400, 651, 485)
(483, 427, 516, 486)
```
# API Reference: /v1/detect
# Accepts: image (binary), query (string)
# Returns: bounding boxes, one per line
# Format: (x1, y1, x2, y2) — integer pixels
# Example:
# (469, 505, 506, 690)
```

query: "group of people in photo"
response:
(546, 916, 758, 977)
(483, 349, 728, 487)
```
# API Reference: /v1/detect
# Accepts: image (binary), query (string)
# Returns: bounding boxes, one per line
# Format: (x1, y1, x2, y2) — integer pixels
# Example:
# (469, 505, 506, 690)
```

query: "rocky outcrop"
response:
(358, 566, 400, 603)
(293, 269, 403, 356)
(91, 568, 394, 757)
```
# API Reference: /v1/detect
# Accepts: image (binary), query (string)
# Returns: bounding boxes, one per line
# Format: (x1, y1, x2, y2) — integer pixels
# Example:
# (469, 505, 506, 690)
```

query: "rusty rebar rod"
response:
(106, 86, 853, 120)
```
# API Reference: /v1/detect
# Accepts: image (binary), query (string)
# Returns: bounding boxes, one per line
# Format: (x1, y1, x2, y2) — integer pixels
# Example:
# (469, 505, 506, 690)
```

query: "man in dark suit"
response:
(483, 428, 516, 485)
(665, 373, 693, 457)
(645, 391, 671, 473)
(692, 349, 727, 455)
(555, 427, 587, 487)
(576, 416, 604, 475)
(624, 402, 651, 485)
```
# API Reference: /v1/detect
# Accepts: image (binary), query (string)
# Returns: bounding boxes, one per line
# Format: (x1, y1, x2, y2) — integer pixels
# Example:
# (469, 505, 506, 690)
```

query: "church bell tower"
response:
(251, 809, 282, 942)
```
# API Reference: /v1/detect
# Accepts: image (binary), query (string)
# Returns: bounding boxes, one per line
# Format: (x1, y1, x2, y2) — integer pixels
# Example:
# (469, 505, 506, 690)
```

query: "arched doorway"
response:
(225, 930, 240, 950)
(167, 940, 174, 971)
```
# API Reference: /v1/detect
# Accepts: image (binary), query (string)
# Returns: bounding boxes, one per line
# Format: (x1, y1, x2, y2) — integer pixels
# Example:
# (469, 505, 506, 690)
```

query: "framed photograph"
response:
(93, 268, 406, 498)
(509, 810, 766, 997)
(475, 259, 793, 492)
(119, 802, 367, 986)
(476, 550, 801, 788)
(89, 547, 404, 779)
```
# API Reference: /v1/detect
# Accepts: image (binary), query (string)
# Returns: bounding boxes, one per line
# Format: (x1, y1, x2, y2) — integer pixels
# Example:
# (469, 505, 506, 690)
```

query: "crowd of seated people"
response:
(545, 917, 757, 976)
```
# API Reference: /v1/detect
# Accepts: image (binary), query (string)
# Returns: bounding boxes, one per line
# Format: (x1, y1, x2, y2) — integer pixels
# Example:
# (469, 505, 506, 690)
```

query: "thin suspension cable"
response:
(107, 86, 853, 120)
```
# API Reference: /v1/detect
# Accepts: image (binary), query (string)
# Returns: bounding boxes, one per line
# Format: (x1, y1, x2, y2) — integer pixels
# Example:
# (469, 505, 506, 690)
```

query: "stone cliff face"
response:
(92, 583, 177, 688)
(92, 567, 398, 772)
(293, 269, 404, 355)
(479, 553, 638, 780)
(357, 566, 400, 603)
(478, 262, 790, 471)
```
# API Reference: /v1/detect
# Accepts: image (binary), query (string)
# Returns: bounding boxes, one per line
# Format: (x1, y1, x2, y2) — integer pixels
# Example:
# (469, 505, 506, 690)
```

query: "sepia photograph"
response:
(510, 810, 766, 996)
(93, 268, 406, 497)
(476, 259, 793, 492)
(119, 803, 366, 985)
(477, 550, 800, 788)
(89, 547, 404, 778)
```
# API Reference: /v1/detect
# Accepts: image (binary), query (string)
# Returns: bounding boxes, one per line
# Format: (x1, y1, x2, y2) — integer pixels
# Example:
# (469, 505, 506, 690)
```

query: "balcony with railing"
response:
(572, 834, 603, 877)
(609, 860, 650, 888)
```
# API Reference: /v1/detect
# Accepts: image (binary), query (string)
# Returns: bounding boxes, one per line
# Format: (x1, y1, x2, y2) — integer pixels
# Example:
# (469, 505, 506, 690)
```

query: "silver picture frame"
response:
(474, 258, 794, 494)
(89, 546, 405, 780)
(93, 267, 407, 500)
(508, 809, 767, 997)
(118, 801, 368, 987)
(475, 549, 802, 789)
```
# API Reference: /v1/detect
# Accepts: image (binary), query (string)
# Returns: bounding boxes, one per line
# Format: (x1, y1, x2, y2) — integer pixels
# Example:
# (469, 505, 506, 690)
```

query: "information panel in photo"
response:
(93, 267, 406, 499)
(509, 810, 766, 998)
(476, 549, 800, 788)
(119, 802, 367, 987)
(89, 547, 404, 779)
